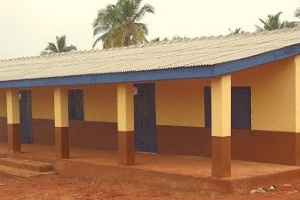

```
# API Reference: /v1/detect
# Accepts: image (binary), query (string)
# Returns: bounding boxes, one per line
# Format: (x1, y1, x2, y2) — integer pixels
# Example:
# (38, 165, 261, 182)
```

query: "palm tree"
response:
(93, 0, 155, 49)
(255, 12, 298, 31)
(41, 35, 77, 55)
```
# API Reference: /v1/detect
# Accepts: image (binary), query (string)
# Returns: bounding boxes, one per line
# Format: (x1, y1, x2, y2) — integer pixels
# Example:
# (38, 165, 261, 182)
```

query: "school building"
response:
(1, 29, 300, 191)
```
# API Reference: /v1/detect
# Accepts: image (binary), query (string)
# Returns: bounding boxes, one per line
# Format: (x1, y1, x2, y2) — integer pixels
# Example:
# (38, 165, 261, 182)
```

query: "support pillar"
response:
(6, 89, 21, 153)
(211, 75, 231, 178)
(117, 83, 135, 166)
(54, 87, 69, 159)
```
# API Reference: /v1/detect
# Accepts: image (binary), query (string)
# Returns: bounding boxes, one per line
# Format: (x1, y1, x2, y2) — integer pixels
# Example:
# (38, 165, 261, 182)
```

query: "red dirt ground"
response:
(1, 173, 300, 200)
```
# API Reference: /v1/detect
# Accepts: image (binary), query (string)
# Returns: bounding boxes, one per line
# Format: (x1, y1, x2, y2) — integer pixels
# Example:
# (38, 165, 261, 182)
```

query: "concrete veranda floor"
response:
(0, 142, 298, 179)
(0, 142, 300, 192)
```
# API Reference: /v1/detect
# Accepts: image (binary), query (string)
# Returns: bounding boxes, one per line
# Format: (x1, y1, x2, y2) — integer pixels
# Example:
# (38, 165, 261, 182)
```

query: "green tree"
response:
(41, 36, 77, 55)
(255, 12, 298, 31)
(93, 0, 155, 49)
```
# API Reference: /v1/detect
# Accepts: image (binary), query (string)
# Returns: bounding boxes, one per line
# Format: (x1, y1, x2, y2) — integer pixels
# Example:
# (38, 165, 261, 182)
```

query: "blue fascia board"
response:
(213, 44, 300, 77)
(0, 44, 300, 89)
(0, 66, 214, 89)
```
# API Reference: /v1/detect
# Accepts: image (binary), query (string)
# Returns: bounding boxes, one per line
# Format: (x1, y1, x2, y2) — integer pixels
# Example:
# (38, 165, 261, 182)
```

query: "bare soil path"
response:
(0, 173, 300, 200)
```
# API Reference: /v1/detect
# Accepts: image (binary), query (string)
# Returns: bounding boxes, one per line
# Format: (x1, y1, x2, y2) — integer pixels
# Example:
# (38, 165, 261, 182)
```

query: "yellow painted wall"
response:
(0, 90, 7, 117)
(82, 84, 117, 123)
(32, 87, 54, 120)
(231, 58, 297, 132)
(156, 57, 297, 132)
(31, 84, 117, 123)
(156, 79, 209, 127)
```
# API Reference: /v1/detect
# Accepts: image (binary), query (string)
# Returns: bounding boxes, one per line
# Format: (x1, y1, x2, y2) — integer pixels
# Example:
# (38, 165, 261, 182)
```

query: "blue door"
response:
(19, 91, 33, 143)
(134, 83, 157, 153)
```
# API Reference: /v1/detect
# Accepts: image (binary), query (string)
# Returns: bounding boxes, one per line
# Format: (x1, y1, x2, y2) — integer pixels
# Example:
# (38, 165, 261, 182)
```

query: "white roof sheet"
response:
(1, 28, 300, 82)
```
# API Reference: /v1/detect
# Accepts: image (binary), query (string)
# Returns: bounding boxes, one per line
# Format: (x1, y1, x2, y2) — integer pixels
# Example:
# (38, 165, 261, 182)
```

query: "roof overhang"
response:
(1, 44, 300, 89)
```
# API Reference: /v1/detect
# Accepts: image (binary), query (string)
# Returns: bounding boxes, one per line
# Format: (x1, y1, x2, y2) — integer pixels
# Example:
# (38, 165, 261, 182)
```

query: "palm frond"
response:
(57, 36, 66, 52)
(133, 4, 154, 21)
(295, 8, 300, 18)
(45, 43, 59, 52)
(229, 28, 244, 35)
(93, 25, 110, 36)
(92, 36, 104, 49)
(135, 23, 148, 35)
(255, 25, 264, 32)
(65, 45, 77, 52)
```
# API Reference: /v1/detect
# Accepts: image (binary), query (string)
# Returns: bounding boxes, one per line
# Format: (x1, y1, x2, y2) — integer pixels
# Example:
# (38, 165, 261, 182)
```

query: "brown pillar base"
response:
(7, 124, 21, 153)
(118, 131, 135, 166)
(55, 127, 69, 159)
(295, 134, 300, 166)
(212, 136, 231, 178)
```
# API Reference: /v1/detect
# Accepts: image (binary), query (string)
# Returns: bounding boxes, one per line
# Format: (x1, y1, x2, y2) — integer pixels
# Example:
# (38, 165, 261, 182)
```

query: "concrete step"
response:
(0, 157, 53, 172)
(0, 165, 57, 178)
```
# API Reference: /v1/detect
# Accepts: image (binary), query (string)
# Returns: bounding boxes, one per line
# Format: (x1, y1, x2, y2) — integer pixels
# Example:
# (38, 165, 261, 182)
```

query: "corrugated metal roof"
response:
(1, 28, 300, 82)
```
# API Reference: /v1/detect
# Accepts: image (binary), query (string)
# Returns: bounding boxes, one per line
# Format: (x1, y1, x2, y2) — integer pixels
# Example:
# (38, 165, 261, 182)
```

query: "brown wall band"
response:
(33, 119, 55, 145)
(69, 120, 118, 150)
(55, 127, 69, 159)
(32, 119, 118, 150)
(118, 131, 135, 166)
(157, 125, 300, 166)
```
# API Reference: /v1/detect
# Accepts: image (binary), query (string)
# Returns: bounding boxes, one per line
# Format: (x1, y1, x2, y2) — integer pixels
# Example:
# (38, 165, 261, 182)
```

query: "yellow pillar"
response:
(117, 83, 135, 165)
(6, 89, 21, 153)
(211, 75, 231, 178)
(54, 87, 69, 159)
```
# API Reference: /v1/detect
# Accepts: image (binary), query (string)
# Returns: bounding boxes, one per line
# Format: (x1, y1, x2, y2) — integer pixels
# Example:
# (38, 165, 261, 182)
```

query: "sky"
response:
(0, 0, 300, 59)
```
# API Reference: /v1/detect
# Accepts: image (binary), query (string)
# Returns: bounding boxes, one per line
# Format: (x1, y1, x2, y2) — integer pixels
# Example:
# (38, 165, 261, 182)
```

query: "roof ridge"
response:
(1, 27, 300, 63)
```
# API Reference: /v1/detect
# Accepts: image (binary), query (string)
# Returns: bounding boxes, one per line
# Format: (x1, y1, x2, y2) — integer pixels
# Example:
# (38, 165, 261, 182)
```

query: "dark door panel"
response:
(204, 87, 211, 127)
(19, 91, 33, 143)
(134, 83, 157, 153)
(231, 87, 251, 129)
(68, 90, 84, 121)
